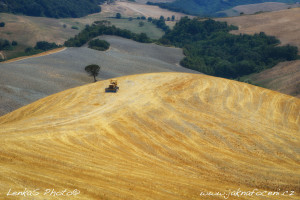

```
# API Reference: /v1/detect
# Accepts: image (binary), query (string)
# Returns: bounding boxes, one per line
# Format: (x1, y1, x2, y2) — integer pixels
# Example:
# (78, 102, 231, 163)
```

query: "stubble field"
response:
(0, 72, 299, 200)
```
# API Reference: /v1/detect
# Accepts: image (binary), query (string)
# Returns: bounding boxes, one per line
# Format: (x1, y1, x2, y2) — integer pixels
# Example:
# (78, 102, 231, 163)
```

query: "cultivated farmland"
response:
(0, 72, 299, 200)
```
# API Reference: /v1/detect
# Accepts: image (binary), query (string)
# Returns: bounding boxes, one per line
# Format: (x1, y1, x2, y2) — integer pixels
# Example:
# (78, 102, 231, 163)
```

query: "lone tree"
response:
(85, 64, 101, 82)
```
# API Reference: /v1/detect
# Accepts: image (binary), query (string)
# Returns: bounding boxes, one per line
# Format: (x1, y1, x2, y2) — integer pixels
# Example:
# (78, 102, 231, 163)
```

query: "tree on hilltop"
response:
(85, 64, 101, 82)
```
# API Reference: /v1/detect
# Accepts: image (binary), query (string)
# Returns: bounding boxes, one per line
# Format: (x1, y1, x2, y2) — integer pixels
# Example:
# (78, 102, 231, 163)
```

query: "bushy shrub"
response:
(88, 39, 110, 51)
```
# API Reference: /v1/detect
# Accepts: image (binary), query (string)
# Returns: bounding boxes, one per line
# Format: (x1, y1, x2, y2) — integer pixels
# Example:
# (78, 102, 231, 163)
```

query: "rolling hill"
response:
(0, 36, 196, 116)
(0, 72, 299, 200)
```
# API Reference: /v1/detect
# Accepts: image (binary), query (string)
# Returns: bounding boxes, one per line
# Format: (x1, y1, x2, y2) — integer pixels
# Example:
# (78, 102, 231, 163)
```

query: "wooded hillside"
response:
(0, 0, 105, 18)
(160, 17, 298, 78)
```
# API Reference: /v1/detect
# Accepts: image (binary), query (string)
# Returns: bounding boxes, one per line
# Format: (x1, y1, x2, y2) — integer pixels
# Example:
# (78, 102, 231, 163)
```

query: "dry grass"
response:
(0, 72, 299, 200)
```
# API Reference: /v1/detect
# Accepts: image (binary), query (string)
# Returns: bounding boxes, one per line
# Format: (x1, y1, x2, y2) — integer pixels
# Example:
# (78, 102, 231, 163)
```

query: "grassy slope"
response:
(0, 73, 299, 200)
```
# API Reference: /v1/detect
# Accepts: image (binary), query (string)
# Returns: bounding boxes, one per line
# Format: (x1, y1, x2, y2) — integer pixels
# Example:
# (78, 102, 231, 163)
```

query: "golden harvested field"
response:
(0, 73, 299, 199)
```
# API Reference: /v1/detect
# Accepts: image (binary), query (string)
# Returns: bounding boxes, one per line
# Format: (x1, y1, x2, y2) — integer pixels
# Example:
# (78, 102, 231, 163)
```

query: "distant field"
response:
(220, 2, 300, 16)
(219, 8, 300, 49)
(0, 36, 196, 116)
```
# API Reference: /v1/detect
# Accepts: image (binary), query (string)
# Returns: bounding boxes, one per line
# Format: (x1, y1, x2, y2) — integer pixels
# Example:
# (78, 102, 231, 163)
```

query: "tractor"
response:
(105, 79, 119, 93)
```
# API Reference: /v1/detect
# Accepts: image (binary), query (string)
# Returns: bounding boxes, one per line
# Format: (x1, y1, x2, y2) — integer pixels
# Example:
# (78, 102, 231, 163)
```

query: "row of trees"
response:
(64, 23, 151, 47)
(160, 17, 298, 78)
(25, 41, 60, 54)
